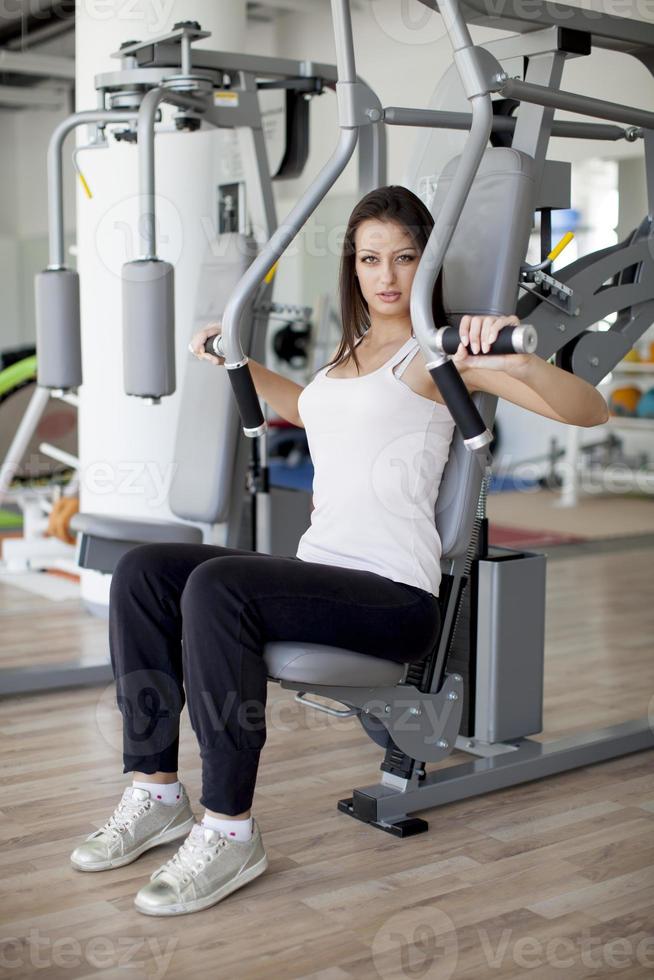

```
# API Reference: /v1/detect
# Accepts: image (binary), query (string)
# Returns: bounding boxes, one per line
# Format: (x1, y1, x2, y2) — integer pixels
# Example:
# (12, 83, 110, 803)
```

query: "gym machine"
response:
(216, 0, 654, 834)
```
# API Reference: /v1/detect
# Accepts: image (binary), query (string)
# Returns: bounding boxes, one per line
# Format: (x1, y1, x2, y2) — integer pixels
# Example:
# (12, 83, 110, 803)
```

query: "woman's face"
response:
(353, 219, 420, 325)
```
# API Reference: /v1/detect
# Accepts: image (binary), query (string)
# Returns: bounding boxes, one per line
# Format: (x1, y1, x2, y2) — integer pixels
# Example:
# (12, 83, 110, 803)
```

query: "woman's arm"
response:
(248, 359, 305, 428)
(455, 315, 610, 427)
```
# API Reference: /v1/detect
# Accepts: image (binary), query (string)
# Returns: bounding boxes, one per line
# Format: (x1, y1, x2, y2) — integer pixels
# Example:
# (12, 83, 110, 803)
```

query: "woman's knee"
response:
(180, 555, 249, 614)
(110, 543, 171, 600)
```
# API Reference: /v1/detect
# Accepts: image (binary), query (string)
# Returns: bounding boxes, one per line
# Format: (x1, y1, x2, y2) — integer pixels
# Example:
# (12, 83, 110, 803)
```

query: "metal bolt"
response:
(409, 707, 421, 716)
(452, 674, 462, 682)
(557, 323, 566, 332)
(466, 740, 475, 748)
(366, 107, 382, 122)
(447, 692, 458, 701)
(384, 704, 391, 714)
(494, 71, 508, 84)
(590, 356, 600, 367)
(574, 307, 581, 316)
(437, 739, 449, 749)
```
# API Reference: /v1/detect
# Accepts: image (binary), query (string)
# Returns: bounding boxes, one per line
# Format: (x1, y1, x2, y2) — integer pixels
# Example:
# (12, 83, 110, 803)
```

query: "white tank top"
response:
(296, 334, 456, 597)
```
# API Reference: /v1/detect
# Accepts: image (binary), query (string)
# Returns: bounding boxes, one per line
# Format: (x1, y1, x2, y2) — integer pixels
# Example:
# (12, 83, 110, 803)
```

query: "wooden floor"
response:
(1, 543, 653, 979)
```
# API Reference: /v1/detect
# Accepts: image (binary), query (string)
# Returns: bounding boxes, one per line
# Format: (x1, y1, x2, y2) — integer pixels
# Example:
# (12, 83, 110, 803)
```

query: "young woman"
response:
(70, 186, 608, 916)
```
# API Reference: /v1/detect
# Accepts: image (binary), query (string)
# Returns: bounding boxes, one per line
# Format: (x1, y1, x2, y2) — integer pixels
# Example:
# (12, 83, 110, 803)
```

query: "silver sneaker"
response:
(134, 820, 268, 916)
(70, 784, 196, 872)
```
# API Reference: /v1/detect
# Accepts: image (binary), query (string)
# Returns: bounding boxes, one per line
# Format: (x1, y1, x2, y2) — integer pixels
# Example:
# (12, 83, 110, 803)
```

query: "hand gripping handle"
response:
(203, 334, 264, 437)
(435, 323, 538, 356)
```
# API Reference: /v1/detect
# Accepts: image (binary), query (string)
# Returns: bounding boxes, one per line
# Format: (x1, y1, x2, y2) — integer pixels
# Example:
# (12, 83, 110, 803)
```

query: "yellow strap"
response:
(547, 231, 574, 262)
(264, 262, 278, 284)
(78, 171, 93, 199)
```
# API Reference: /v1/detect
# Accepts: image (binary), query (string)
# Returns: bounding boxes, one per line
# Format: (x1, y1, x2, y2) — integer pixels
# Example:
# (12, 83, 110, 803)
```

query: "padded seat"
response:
(264, 641, 405, 686)
(71, 513, 203, 575)
(70, 513, 203, 544)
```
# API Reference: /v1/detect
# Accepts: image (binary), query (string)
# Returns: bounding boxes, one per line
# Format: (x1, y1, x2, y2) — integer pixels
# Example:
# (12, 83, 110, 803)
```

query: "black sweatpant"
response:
(108, 543, 441, 814)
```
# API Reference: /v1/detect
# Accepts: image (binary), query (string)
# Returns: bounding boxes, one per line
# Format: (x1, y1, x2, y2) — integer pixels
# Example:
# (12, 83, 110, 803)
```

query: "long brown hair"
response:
(320, 185, 447, 376)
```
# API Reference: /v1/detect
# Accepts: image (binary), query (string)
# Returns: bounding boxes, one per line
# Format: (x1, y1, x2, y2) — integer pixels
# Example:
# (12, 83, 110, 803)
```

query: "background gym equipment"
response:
(0, 39, 383, 695)
(0, 345, 79, 572)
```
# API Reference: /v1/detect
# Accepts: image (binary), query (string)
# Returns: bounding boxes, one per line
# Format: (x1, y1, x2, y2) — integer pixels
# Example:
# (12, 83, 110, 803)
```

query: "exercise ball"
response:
(624, 348, 642, 363)
(636, 387, 654, 418)
(609, 386, 641, 417)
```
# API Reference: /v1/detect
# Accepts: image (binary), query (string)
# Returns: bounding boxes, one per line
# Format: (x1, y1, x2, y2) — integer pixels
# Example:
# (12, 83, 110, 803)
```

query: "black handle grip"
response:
(436, 324, 537, 356)
(227, 362, 266, 436)
(430, 359, 492, 448)
(203, 335, 224, 357)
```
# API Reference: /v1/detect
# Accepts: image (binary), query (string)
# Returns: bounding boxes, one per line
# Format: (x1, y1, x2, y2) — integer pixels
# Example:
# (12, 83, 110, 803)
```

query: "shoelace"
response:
(154, 827, 228, 887)
(98, 793, 152, 840)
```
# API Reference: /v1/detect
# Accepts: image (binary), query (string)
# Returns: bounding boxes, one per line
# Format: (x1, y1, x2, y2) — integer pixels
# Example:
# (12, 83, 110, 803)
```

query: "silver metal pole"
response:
(501, 76, 654, 131)
(47, 110, 140, 268)
(410, 101, 493, 359)
(0, 386, 51, 504)
(384, 106, 630, 142)
(220, 126, 358, 365)
(332, 0, 356, 83)
(136, 87, 214, 259)
(136, 88, 166, 260)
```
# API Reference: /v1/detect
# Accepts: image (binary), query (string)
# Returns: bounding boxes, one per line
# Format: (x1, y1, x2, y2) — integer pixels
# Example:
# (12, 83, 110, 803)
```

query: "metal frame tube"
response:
(47, 110, 140, 268)
(136, 87, 165, 260)
(136, 87, 216, 259)
(501, 76, 654, 131)
(220, 126, 358, 365)
(332, 0, 356, 83)
(220, 0, 362, 369)
(410, 94, 493, 357)
(384, 105, 630, 142)
(0, 386, 51, 503)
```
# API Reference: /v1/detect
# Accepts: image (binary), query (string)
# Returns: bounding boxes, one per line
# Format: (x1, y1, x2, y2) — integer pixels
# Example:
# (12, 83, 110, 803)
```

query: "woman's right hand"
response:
(188, 322, 225, 366)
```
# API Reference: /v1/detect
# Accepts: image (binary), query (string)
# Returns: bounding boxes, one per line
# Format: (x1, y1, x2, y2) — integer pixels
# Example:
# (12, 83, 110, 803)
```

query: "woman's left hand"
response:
(452, 314, 531, 379)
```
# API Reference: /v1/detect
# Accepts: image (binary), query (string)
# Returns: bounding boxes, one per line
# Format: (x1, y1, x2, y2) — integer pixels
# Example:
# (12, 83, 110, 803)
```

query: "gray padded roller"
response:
(122, 258, 175, 398)
(434, 147, 535, 319)
(35, 268, 81, 390)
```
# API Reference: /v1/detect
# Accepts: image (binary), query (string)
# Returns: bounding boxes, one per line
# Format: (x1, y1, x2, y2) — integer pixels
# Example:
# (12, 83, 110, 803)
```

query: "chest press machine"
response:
(215, 0, 654, 835)
(7, 0, 654, 833)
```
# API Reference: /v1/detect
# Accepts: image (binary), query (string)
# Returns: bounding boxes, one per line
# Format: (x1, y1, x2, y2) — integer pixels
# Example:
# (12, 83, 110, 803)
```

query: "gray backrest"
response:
(169, 233, 261, 523)
(434, 147, 535, 558)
